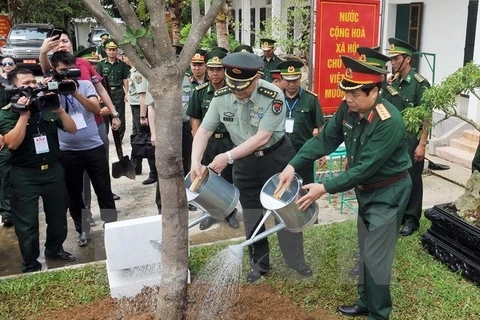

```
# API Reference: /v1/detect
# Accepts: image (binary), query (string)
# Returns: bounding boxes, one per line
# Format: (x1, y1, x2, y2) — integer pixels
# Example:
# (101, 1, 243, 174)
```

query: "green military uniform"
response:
(201, 52, 308, 275)
(388, 38, 431, 231)
(260, 39, 283, 82)
(290, 56, 412, 319)
(0, 106, 69, 272)
(96, 40, 130, 141)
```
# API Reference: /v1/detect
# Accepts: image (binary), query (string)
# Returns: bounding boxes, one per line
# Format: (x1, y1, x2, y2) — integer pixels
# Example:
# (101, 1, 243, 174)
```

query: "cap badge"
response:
(212, 56, 220, 62)
(359, 54, 366, 62)
(287, 66, 295, 73)
(389, 44, 395, 51)
(232, 68, 242, 74)
(241, 49, 247, 52)
(194, 53, 201, 58)
(263, 41, 269, 47)
(345, 68, 353, 79)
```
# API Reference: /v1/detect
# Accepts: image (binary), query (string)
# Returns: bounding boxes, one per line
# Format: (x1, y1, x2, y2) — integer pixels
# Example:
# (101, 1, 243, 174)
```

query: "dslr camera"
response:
(6, 85, 60, 113)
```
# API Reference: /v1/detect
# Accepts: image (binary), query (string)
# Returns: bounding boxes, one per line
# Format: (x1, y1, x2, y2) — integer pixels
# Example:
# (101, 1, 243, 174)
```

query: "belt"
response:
(110, 86, 120, 91)
(253, 136, 285, 158)
(357, 171, 407, 191)
(13, 162, 57, 171)
(213, 132, 229, 139)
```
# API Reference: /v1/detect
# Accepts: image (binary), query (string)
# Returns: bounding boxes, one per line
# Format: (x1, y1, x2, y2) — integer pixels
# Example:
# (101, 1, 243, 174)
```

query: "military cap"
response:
(339, 56, 388, 91)
(233, 45, 254, 53)
(372, 45, 381, 52)
(222, 52, 263, 90)
(191, 49, 207, 63)
(387, 38, 417, 57)
(205, 50, 227, 67)
(260, 38, 276, 50)
(100, 32, 109, 40)
(211, 46, 229, 54)
(270, 69, 282, 80)
(172, 43, 183, 55)
(104, 39, 119, 49)
(75, 47, 100, 62)
(357, 47, 390, 68)
(277, 60, 303, 80)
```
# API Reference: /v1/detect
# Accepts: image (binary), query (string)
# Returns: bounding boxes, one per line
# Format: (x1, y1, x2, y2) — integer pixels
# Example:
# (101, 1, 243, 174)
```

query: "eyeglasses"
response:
(2, 62, 14, 67)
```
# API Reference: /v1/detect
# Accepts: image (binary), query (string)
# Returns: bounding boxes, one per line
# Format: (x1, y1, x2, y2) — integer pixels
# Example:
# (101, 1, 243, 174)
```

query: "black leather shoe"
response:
(188, 204, 197, 211)
(337, 305, 369, 317)
(293, 264, 313, 277)
(349, 262, 360, 277)
(199, 217, 216, 230)
(77, 232, 90, 247)
(2, 213, 13, 227)
(45, 250, 76, 262)
(112, 193, 120, 201)
(142, 176, 158, 185)
(226, 209, 240, 229)
(399, 225, 415, 236)
(428, 161, 450, 171)
(246, 270, 267, 283)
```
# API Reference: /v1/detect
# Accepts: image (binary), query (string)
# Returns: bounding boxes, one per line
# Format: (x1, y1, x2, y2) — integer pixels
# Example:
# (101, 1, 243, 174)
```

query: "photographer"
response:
(0, 68, 77, 273)
(50, 51, 117, 247)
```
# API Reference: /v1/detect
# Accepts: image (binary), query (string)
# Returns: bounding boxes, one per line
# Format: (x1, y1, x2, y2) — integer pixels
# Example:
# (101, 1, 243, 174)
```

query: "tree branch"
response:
(145, 0, 173, 59)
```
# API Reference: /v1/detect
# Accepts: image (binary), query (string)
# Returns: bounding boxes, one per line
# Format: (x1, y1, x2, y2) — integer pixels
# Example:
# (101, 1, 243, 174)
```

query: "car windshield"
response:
(9, 27, 51, 41)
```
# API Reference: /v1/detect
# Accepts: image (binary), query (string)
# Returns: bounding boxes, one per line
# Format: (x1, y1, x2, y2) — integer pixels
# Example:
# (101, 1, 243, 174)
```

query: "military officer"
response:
(260, 38, 283, 82)
(0, 68, 78, 272)
(186, 50, 239, 230)
(276, 56, 412, 320)
(96, 32, 109, 59)
(96, 39, 130, 141)
(234, 44, 254, 53)
(388, 38, 431, 236)
(269, 69, 286, 90)
(277, 60, 324, 184)
(190, 52, 312, 283)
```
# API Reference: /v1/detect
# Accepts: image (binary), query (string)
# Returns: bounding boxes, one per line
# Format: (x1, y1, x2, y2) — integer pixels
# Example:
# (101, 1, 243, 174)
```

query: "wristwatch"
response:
(226, 151, 234, 164)
(111, 112, 120, 119)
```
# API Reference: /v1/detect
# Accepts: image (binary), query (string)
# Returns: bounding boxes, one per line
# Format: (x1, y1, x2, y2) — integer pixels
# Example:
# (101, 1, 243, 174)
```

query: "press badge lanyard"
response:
(65, 95, 87, 129)
(33, 111, 49, 154)
(285, 88, 301, 133)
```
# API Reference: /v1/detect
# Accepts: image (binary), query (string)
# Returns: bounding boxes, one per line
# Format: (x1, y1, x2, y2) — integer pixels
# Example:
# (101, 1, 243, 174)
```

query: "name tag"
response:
(285, 118, 294, 133)
(223, 117, 234, 122)
(33, 134, 49, 154)
(71, 113, 87, 130)
(182, 95, 190, 102)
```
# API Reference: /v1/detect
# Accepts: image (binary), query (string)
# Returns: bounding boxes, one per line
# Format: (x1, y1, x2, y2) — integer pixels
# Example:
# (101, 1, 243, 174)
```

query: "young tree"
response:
(79, 0, 226, 319)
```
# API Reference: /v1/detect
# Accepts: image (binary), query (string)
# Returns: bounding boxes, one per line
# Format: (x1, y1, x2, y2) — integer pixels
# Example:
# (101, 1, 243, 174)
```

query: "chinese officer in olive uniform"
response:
(187, 50, 239, 230)
(0, 68, 78, 272)
(96, 39, 130, 141)
(190, 52, 311, 283)
(276, 56, 412, 320)
(260, 38, 283, 82)
(277, 60, 324, 184)
(388, 38, 431, 236)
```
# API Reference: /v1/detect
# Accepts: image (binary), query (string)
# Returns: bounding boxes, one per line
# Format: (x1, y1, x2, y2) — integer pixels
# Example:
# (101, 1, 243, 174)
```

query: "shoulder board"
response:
(1, 103, 11, 110)
(386, 85, 399, 96)
(414, 73, 426, 82)
(195, 83, 209, 91)
(214, 87, 231, 97)
(375, 103, 391, 121)
(305, 89, 318, 97)
(257, 86, 278, 99)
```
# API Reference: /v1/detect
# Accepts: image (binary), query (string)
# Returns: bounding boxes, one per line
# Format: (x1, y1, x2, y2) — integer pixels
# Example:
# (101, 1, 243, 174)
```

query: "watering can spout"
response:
(238, 223, 286, 248)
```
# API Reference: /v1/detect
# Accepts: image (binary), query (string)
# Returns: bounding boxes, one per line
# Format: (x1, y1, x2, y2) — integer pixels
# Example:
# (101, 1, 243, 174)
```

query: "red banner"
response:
(314, 0, 380, 115)
(0, 15, 10, 47)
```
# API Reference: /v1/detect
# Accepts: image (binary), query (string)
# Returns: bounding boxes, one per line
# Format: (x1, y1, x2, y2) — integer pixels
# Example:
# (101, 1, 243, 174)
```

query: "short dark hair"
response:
(1, 56, 15, 63)
(58, 28, 71, 40)
(51, 51, 76, 68)
(7, 68, 33, 85)
(360, 82, 381, 95)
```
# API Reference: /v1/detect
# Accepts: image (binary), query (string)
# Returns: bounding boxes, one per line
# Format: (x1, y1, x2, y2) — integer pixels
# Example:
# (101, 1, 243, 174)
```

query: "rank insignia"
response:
(342, 120, 353, 130)
(272, 100, 283, 114)
(135, 75, 142, 84)
(375, 103, 391, 121)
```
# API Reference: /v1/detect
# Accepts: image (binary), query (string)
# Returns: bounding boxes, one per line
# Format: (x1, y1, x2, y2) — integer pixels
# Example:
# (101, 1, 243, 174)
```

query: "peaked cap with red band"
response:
(339, 56, 388, 91)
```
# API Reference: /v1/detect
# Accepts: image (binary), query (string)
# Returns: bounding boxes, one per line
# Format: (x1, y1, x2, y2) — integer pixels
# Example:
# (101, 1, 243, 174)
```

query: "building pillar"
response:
(241, 0, 251, 45)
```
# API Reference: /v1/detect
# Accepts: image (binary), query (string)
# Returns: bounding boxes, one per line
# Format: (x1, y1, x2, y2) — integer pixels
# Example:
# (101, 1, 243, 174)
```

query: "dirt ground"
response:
(42, 284, 342, 320)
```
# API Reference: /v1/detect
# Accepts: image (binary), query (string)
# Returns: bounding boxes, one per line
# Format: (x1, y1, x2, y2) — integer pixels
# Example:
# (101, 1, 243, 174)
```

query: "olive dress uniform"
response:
(0, 106, 70, 272)
(96, 47, 130, 141)
(201, 74, 308, 275)
(289, 56, 412, 319)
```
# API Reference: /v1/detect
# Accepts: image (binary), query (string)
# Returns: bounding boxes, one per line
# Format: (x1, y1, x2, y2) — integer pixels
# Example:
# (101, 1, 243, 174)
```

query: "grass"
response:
(1, 218, 480, 319)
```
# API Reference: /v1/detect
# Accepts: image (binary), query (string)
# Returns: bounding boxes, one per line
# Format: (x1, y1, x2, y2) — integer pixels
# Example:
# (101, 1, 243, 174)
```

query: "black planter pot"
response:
(421, 203, 480, 285)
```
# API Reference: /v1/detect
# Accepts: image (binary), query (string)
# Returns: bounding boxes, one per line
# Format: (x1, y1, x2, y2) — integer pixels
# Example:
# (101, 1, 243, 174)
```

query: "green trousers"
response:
(355, 173, 412, 320)
(10, 164, 69, 272)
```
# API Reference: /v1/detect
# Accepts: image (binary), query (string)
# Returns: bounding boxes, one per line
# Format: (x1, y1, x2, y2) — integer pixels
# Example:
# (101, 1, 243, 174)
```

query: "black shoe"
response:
(292, 264, 313, 277)
(142, 176, 158, 185)
(399, 225, 415, 237)
(112, 193, 120, 201)
(428, 161, 450, 171)
(45, 250, 76, 262)
(199, 217, 216, 230)
(77, 232, 90, 247)
(349, 262, 360, 277)
(188, 204, 197, 211)
(226, 209, 240, 229)
(336, 305, 369, 317)
(86, 216, 96, 227)
(2, 214, 13, 227)
(246, 270, 267, 283)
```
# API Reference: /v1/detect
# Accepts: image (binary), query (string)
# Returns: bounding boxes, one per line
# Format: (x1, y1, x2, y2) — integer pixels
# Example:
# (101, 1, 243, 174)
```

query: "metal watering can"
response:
(184, 167, 240, 228)
(238, 173, 318, 248)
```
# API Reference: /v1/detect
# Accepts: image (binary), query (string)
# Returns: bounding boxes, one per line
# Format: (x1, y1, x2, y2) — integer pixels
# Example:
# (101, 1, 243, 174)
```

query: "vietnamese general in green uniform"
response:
(276, 56, 412, 320)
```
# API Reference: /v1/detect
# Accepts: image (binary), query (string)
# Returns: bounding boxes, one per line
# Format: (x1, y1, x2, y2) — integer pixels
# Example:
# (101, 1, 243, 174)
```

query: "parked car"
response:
(88, 27, 108, 47)
(0, 23, 53, 70)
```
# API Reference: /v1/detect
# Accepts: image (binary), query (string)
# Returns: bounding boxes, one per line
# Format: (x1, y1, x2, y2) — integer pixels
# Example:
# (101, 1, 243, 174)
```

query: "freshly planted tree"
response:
(79, 0, 226, 319)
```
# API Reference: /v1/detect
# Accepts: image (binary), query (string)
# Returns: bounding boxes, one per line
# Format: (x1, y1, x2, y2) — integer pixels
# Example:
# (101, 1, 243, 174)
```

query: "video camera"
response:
(6, 85, 60, 113)
(46, 68, 82, 95)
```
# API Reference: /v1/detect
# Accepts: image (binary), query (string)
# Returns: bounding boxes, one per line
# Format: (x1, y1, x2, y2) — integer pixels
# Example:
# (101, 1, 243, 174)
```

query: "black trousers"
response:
(233, 137, 307, 272)
(59, 145, 117, 234)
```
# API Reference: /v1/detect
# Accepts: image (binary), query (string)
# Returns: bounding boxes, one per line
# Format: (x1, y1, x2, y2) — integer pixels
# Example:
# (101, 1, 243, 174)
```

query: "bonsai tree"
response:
(402, 62, 480, 226)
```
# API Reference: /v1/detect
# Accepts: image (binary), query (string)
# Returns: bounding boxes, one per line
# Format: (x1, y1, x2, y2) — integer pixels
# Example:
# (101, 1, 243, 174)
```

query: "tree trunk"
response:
(215, 4, 229, 50)
(169, 0, 182, 44)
